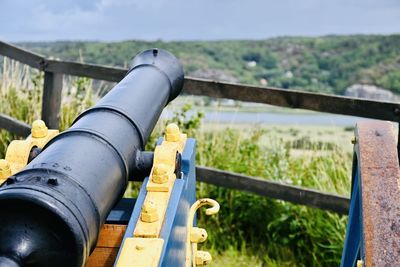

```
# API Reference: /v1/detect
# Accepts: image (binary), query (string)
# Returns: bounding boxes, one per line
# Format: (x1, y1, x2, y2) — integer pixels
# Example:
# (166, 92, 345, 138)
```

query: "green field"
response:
(0, 58, 354, 266)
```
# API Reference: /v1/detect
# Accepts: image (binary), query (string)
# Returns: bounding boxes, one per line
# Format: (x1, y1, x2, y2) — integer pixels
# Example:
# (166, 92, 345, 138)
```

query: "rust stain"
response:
(356, 121, 400, 266)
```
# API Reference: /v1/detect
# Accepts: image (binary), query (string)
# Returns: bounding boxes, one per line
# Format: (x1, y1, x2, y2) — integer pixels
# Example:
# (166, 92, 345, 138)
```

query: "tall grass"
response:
(196, 130, 349, 266)
(0, 59, 352, 266)
(0, 58, 98, 156)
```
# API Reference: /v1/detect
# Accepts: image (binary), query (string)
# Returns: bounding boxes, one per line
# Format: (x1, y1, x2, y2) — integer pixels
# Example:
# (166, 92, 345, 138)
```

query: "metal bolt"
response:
(190, 227, 208, 243)
(31, 120, 48, 138)
(351, 136, 357, 144)
(152, 164, 169, 184)
(141, 199, 159, 222)
(165, 123, 180, 142)
(195, 251, 212, 266)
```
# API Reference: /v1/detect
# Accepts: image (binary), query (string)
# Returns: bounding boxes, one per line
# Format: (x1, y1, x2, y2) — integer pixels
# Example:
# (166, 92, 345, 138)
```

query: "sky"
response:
(1, 0, 399, 42)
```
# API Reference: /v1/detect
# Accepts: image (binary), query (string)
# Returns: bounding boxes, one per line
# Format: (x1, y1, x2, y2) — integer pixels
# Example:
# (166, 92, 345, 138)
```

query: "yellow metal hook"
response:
(185, 198, 220, 267)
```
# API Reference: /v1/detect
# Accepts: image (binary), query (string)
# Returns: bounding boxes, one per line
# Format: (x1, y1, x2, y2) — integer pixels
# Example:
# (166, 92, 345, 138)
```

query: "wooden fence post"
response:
(42, 71, 63, 129)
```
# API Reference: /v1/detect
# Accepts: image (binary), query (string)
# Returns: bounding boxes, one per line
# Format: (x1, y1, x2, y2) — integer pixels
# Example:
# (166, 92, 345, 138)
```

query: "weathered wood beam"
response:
(184, 77, 400, 122)
(0, 113, 31, 137)
(196, 166, 350, 214)
(42, 72, 63, 129)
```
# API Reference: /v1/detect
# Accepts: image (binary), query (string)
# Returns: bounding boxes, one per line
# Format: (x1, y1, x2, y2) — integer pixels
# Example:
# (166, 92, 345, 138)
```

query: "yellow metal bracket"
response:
(117, 123, 187, 266)
(186, 199, 220, 267)
(134, 124, 186, 238)
(0, 120, 59, 183)
(116, 123, 219, 267)
(116, 238, 164, 267)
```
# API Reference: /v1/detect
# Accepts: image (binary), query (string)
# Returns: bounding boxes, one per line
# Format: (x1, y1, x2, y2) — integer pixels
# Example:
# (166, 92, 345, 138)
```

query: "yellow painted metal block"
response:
(4, 120, 58, 174)
(134, 191, 171, 238)
(129, 123, 188, 263)
(146, 173, 175, 192)
(115, 238, 164, 267)
(162, 134, 187, 153)
(152, 144, 178, 168)
(0, 159, 11, 184)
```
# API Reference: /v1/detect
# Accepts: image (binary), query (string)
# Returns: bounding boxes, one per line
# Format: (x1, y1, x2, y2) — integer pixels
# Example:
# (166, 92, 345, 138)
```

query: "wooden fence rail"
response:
(0, 40, 396, 214)
(0, 113, 31, 137)
(196, 166, 350, 214)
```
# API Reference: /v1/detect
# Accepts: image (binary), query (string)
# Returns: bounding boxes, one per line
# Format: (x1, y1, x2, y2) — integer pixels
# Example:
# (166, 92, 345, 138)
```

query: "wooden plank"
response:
(86, 224, 127, 267)
(96, 224, 127, 248)
(42, 71, 63, 129)
(0, 41, 126, 82)
(1, 40, 400, 122)
(46, 60, 126, 82)
(86, 248, 119, 267)
(184, 77, 400, 122)
(0, 113, 31, 137)
(196, 166, 350, 214)
(0, 41, 45, 69)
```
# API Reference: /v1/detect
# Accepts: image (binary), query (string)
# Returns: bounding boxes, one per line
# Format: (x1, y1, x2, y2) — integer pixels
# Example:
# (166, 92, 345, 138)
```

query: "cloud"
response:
(0, 0, 399, 41)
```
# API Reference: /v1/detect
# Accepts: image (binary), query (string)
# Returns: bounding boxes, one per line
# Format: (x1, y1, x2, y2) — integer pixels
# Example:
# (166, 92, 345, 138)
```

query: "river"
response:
(162, 109, 375, 126)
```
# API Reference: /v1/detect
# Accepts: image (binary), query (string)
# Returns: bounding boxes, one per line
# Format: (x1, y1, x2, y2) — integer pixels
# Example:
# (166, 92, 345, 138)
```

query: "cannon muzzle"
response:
(0, 49, 184, 266)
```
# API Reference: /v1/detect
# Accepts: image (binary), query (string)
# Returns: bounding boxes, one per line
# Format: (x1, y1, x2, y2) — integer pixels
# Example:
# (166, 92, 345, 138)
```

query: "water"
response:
(162, 109, 373, 126)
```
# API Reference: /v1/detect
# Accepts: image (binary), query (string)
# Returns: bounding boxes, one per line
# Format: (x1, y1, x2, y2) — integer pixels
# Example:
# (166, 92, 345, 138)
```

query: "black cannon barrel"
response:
(0, 49, 184, 267)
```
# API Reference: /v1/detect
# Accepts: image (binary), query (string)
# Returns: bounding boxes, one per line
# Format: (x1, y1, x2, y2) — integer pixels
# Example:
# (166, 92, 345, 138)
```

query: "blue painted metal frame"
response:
(340, 154, 364, 267)
(114, 138, 197, 266)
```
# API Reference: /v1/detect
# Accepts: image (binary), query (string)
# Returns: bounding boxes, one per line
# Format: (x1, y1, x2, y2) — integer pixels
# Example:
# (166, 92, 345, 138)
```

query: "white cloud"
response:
(0, 0, 399, 41)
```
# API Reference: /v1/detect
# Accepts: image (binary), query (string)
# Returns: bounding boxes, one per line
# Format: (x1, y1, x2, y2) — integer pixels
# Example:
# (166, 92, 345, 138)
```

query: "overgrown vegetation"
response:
(1, 57, 352, 266)
(19, 34, 400, 94)
(154, 106, 351, 266)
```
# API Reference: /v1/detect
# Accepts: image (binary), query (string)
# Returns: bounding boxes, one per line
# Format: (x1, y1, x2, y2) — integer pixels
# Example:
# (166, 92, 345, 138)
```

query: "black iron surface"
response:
(0, 48, 183, 267)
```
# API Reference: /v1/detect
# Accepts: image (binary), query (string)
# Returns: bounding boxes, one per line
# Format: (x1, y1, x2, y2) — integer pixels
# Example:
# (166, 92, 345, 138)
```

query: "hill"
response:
(17, 35, 400, 95)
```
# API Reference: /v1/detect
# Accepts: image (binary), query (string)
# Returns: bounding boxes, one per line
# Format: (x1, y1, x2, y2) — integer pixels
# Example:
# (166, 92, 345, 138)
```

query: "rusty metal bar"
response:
(341, 121, 400, 266)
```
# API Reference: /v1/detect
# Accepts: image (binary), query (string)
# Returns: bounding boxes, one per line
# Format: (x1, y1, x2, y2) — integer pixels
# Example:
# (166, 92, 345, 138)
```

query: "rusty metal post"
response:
(341, 121, 400, 266)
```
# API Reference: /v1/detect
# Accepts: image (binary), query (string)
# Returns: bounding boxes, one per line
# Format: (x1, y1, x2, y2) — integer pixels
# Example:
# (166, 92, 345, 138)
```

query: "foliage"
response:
(165, 103, 204, 136)
(149, 106, 351, 266)
(19, 34, 400, 94)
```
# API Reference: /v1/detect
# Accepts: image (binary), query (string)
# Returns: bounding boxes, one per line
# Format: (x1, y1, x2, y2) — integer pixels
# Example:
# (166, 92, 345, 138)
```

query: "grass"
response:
(192, 126, 350, 266)
(0, 58, 352, 266)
